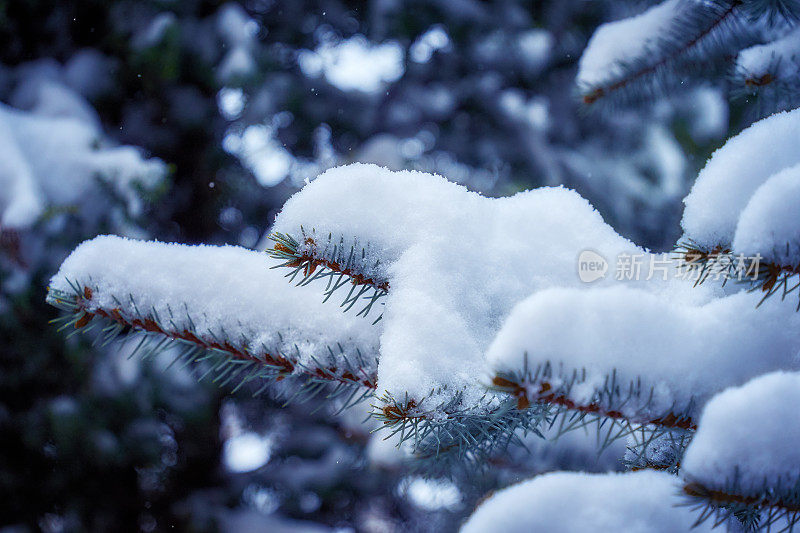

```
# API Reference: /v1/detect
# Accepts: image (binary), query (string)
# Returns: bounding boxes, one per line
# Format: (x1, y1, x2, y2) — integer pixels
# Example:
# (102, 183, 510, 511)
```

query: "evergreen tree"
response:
(5, 0, 800, 531)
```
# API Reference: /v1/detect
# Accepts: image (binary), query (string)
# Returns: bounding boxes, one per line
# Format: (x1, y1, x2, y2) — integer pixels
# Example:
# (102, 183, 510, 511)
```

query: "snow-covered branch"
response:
(47, 236, 380, 402)
(487, 286, 800, 449)
(678, 107, 800, 307)
(268, 231, 389, 319)
(681, 372, 800, 530)
(578, 0, 753, 107)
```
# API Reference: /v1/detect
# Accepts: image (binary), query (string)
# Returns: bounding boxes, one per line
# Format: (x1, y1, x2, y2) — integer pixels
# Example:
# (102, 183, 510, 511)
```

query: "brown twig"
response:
(492, 376, 697, 431)
(67, 285, 378, 389)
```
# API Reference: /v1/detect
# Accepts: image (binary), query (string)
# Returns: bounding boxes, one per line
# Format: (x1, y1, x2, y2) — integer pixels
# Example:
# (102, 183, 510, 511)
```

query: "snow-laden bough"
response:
(679, 108, 800, 309)
(47, 236, 381, 407)
(487, 286, 800, 448)
(681, 372, 800, 531)
(268, 163, 662, 456)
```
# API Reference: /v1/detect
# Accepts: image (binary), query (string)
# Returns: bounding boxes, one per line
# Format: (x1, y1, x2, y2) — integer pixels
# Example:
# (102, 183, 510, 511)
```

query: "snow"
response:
(517, 29, 553, 72)
(223, 432, 274, 473)
(217, 46, 256, 83)
(410, 26, 450, 64)
(0, 62, 166, 231)
(297, 36, 405, 93)
(460, 471, 715, 533)
(398, 476, 462, 511)
(682, 107, 800, 249)
(685, 86, 728, 141)
(737, 26, 800, 82)
(682, 372, 800, 497)
(487, 286, 800, 421)
(63, 49, 116, 100)
(49, 235, 381, 379)
(499, 90, 549, 131)
(218, 87, 246, 120)
(215, 3, 259, 83)
(0, 113, 42, 228)
(216, 3, 259, 47)
(224, 123, 294, 186)
(732, 163, 800, 266)
(577, 0, 681, 89)
(0, 96, 166, 229)
(272, 163, 656, 410)
(13, 76, 100, 128)
(131, 12, 176, 49)
(366, 429, 411, 468)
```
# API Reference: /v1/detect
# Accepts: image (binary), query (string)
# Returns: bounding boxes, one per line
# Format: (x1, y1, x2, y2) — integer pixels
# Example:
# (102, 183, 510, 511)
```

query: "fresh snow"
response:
(223, 431, 274, 473)
(732, 163, 800, 266)
(49, 235, 381, 379)
(577, 0, 681, 89)
(399, 476, 462, 512)
(737, 27, 800, 82)
(682, 372, 800, 497)
(297, 36, 405, 93)
(460, 471, 714, 533)
(410, 26, 450, 64)
(215, 3, 258, 82)
(487, 286, 800, 420)
(272, 163, 650, 410)
(682, 107, 800, 249)
(0, 78, 166, 230)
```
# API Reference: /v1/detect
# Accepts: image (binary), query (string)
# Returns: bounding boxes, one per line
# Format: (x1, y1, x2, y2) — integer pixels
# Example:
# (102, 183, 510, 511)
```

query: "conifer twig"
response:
(491, 370, 697, 432)
(675, 241, 800, 310)
(683, 481, 800, 531)
(47, 283, 379, 393)
(268, 230, 388, 320)
(582, 0, 746, 106)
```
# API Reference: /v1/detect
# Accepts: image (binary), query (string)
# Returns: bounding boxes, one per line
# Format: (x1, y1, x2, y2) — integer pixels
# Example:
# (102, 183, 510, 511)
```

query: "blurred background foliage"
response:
(0, 1, 739, 531)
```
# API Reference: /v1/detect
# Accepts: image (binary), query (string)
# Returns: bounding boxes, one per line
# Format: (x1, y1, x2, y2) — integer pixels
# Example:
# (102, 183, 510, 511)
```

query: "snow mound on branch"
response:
(577, 0, 682, 88)
(50, 236, 380, 375)
(682, 372, 800, 497)
(487, 286, 800, 420)
(737, 27, 800, 82)
(272, 163, 678, 409)
(682, 107, 800, 249)
(460, 470, 714, 533)
(0, 81, 166, 230)
(732, 164, 800, 266)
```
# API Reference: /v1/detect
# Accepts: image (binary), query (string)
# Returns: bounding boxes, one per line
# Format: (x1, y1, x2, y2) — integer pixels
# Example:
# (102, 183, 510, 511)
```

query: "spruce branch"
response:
(47, 282, 378, 400)
(380, 359, 700, 470)
(742, 0, 800, 22)
(373, 390, 548, 470)
(733, 70, 800, 119)
(675, 241, 800, 310)
(683, 479, 800, 531)
(268, 230, 388, 320)
(625, 430, 692, 474)
(487, 361, 697, 462)
(492, 364, 698, 432)
(732, 37, 800, 117)
(580, 0, 753, 108)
